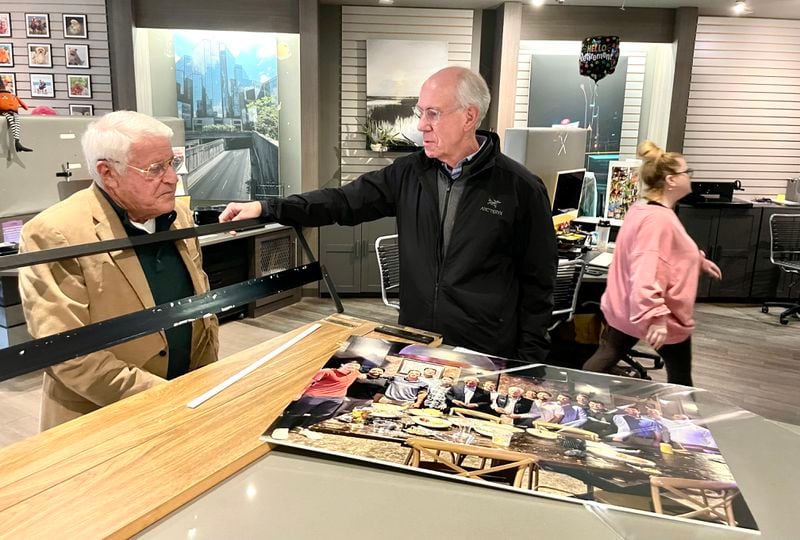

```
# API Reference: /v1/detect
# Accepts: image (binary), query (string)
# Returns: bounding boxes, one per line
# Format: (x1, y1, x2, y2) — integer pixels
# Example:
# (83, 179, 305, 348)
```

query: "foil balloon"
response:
(579, 35, 620, 83)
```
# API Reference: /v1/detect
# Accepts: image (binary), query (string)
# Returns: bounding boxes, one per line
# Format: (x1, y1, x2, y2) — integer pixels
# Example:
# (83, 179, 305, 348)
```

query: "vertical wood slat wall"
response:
(340, 6, 474, 184)
(1, 0, 112, 115)
(684, 17, 800, 199)
(514, 41, 645, 160)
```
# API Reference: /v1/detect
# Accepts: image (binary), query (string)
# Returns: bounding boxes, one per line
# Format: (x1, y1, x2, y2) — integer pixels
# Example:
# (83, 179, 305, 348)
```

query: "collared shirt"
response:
(384, 377, 428, 402)
(441, 135, 487, 180)
(464, 386, 476, 403)
(423, 381, 451, 409)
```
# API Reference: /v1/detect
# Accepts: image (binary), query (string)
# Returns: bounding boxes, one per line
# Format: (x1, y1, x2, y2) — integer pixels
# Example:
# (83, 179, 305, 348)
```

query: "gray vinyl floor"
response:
(1, 299, 798, 448)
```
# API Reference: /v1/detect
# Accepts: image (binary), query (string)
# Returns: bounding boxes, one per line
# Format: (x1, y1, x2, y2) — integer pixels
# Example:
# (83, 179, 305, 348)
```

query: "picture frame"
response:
(65, 44, 90, 68)
(604, 159, 643, 220)
(27, 43, 52, 68)
(62, 14, 87, 39)
(25, 13, 50, 38)
(67, 74, 92, 98)
(0, 13, 11, 38)
(30, 73, 54, 98)
(0, 72, 16, 94)
(69, 104, 93, 116)
(0, 43, 12, 67)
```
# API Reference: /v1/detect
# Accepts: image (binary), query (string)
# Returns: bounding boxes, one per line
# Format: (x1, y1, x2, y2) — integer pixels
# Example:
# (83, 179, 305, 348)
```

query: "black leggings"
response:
(582, 325, 693, 386)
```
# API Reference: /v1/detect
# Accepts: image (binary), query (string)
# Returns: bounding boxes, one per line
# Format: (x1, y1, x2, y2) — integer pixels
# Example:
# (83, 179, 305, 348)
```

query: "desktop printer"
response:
(682, 180, 752, 207)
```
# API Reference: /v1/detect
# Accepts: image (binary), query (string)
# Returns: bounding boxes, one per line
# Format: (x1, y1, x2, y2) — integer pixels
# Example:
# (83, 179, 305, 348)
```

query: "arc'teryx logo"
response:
(480, 197, 503, 216)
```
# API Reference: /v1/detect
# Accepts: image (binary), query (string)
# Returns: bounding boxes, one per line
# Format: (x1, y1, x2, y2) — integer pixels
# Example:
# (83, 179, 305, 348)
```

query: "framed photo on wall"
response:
(0, 43, 12, 67)
(0, 73, 16, 93)
(65, 44, 90, 68)
(30, 73, 55, 98)
(63, 14, 87, 39)
(28, 43, 53, 68)
(25, 13, 50, 38)
(69, 104, 93, 116)
(0, 13, 11, 38)
(67, 74, 92, 98)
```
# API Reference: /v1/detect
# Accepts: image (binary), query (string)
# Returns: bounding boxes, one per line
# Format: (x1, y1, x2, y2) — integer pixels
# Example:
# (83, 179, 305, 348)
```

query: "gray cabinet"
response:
(677, 206, 760, 299)
(319, 218, 397, 294)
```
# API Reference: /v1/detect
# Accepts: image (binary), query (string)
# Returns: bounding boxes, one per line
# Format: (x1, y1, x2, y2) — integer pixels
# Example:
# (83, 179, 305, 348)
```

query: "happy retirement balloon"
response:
(579, 36, 620, 83)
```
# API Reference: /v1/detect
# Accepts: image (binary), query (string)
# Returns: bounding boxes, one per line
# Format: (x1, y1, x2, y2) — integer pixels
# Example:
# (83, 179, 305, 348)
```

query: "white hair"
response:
(454, 68, 491, 124)
(82, 110, 173, 186)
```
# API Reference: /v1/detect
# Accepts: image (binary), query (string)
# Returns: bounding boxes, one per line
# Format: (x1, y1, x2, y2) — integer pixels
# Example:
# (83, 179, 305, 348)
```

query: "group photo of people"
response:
(265, 337, 756, 530)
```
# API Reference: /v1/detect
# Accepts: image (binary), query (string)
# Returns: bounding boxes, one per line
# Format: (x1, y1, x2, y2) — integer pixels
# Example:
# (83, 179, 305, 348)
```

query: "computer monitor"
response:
(552, 168, 586, 216)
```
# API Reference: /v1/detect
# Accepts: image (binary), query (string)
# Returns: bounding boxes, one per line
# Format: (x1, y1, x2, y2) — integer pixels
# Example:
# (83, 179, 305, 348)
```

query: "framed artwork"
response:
(25, 13, 50, 38)
(30, 73, 54, 98)
(0, 73, 15, 93)
(0, 43, 12, 67)
(398, 359, 443, 378)
(67, 74, 92, 98)
(69, 104, 93, 116)
(604, 160, 643, 220)
(0, 13, 11, 38)
(28, 43, 52, 68)
(63, 14, 87, 39)
(65, 44, 90, 68)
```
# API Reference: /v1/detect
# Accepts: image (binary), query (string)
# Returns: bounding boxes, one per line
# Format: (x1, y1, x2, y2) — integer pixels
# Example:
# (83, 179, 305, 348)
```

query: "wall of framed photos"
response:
(0, 0, 111, 116)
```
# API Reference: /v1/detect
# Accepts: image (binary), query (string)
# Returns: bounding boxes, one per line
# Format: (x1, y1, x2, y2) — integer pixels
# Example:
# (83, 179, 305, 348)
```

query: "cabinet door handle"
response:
(363, 239, 368, 258)
(353, 241, 360, 258)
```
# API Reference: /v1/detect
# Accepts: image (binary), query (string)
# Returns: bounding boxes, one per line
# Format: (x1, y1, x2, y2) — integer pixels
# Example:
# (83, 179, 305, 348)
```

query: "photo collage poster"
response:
(604, 160, 642, 220)
(262, 336, 758, 532)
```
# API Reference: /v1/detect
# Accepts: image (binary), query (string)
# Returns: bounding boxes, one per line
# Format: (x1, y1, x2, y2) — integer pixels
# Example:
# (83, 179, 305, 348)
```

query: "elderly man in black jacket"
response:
(220, 67, 557, 363)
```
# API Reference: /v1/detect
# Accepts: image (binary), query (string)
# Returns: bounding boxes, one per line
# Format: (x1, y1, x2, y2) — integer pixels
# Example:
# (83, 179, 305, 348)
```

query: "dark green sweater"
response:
(101, 190, 195, 379)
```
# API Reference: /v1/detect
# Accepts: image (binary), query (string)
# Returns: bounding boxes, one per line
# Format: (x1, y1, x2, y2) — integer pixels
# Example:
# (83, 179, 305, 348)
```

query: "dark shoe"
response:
(14, 141, 33, 152)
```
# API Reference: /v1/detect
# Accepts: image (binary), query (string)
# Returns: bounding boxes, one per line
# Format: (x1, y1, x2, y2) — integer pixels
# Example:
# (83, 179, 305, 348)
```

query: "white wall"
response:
(339, 5, 474, 184)
(683, 17, 800, 200)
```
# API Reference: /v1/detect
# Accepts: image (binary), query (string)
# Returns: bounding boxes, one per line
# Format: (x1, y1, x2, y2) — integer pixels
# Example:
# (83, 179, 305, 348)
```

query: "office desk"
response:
(0, 316, 796, 538)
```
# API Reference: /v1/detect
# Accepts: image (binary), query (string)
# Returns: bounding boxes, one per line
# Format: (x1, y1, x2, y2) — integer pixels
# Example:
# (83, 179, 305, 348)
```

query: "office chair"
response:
(761, 213, 800, 325)
(550, 259, 585, 331)
(375, 234, 400, 310)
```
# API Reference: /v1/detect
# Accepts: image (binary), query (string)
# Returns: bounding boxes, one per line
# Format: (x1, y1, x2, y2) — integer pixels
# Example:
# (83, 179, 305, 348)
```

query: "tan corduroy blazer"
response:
(19, 184, 219, 430)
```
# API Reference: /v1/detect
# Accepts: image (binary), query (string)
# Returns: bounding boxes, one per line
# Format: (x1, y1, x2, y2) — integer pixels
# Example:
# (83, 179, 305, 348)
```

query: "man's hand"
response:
(646, 322, 668, 350)
(218, 201, 262, 223)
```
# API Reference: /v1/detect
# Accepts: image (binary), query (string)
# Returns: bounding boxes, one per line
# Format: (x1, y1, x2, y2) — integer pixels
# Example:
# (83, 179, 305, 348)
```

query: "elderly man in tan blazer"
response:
(19, 111, 219, 430)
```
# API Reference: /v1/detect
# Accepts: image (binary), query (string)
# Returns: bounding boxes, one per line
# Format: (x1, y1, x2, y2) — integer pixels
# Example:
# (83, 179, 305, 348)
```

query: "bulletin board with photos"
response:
(0, 11, 95, 115)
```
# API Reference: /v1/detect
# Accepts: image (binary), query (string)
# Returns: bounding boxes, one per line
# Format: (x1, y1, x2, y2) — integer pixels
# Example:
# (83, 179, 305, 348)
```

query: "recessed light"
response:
(531, 0, 545, 6)
(379, 0, 395, 5)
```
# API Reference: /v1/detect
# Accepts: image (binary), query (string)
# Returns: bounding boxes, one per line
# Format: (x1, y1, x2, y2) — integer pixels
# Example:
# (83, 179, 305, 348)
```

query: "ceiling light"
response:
(530, 0, 546, 6)
(378, 0, 395, 5)
(732, 0, 749, 15)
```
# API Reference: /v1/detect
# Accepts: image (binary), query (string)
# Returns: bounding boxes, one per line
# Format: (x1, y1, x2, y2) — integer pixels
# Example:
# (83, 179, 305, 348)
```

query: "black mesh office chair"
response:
(550, 259, 585, 331)
(375, 234, 400, 310)
(761, 213, 800, 325)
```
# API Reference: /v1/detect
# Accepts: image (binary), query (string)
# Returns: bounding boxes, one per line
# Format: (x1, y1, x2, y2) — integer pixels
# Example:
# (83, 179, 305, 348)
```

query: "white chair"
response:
(375, 234, 399, 310)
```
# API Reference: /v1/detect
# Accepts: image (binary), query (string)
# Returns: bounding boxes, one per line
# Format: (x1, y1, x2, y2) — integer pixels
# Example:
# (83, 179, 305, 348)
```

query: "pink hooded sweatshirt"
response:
(601, 201, 703, 344)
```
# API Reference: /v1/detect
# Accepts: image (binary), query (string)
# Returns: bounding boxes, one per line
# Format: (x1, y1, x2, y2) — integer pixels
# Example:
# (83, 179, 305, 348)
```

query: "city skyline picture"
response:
(171, 29, 282, 203)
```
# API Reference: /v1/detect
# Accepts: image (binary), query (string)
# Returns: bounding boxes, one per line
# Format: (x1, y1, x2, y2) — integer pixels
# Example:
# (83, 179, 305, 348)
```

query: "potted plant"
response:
(361, 120, 401, 153)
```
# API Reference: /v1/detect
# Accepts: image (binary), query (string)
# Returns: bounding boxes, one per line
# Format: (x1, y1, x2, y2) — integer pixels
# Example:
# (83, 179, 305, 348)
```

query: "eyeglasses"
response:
(674, 168, 694, 178)
(100, 155, 184, 180)
(412, 105, 461, 124)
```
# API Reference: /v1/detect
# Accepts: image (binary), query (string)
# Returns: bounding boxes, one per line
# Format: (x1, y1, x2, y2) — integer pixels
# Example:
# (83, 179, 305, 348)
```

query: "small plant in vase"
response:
(361, 120, 401, 153)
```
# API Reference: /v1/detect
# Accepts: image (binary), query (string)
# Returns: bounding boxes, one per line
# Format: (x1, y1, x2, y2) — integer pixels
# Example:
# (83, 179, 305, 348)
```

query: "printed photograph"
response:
(0, 13, 11, 38)
(69, 104, 93, 116)
(30, 73, 54, 98)
(27, 43, 52, 68)
(67, 74, 91, 98)
(63, 14, 87, 39)
(25, 13, 49, 38)
(264, 338, 758, 532)
(0, 43, 12, 67)
(0, 73, 15, 94)
(170, 29, 282, 202)
(65, 44, 89, 68)
(605, 161, 642, 220)
(364, 39, 448, 151)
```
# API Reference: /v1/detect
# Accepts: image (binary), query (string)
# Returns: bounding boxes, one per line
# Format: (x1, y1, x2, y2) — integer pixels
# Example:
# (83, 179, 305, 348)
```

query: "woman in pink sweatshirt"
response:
(582, 141, 721, 386)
